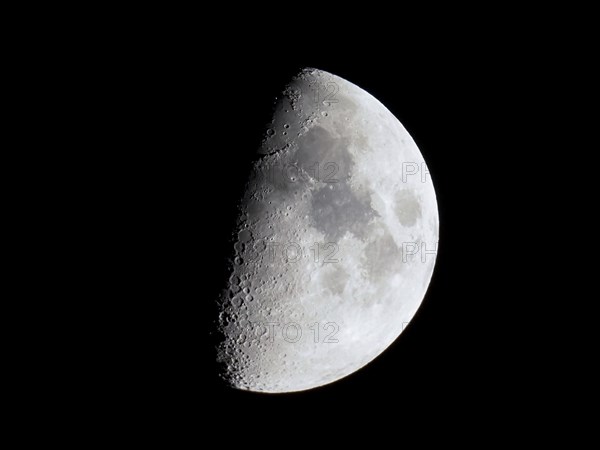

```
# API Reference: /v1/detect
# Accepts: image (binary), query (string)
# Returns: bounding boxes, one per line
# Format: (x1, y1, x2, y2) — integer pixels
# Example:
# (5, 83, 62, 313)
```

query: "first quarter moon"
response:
(215, 68, 439, 393)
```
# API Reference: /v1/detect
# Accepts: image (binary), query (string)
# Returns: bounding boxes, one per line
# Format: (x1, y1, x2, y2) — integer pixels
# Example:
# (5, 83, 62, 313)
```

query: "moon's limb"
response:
(216, 68, 438, 393)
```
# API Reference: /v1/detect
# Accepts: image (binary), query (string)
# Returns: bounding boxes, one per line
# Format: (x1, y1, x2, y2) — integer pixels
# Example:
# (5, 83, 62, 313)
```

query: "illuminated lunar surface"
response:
(216, 68, 438, 393)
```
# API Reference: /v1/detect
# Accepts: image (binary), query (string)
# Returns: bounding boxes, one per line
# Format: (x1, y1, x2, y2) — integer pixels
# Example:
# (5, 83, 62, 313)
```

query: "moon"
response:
(216, 68, 438, 393)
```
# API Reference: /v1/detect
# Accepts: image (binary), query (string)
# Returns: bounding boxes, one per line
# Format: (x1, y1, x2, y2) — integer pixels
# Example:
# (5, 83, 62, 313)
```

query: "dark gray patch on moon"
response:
(394, 189, 422, 227)
(321, 265, 350, 296)
(295, 125, 377, 241)
(293, 126, 353, 182)
(251, 124, 379, 242)
(361, 229, 404, 283)
(310, 183, 377, 242)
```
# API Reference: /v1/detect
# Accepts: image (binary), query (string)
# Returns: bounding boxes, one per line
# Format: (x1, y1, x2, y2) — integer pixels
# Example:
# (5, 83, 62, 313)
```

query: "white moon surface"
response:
(216, 68, 438, 393)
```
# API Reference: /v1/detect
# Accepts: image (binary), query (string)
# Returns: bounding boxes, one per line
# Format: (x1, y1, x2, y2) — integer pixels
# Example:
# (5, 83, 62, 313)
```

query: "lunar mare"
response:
(216, 68, 438, 393)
